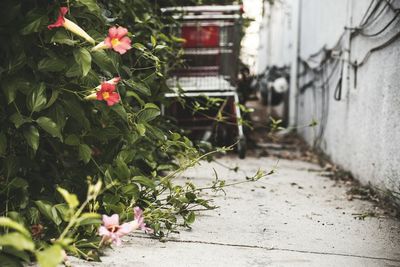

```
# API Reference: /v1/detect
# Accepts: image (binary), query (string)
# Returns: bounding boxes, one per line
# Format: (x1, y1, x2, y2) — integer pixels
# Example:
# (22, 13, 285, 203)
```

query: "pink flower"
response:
(48, 7, 95, 44)
(99, 214, 134, 246)
(104, 26, 132, 54)
(85, 77, 121, 101)
(133, 207, 153, 234)
(48, 7, 68, 29)
(96, 83, 120, 106)
(96, 77, 121, 89)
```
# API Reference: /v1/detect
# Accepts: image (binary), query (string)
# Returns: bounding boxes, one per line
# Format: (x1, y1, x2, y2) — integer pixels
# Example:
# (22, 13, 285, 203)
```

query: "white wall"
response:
(295, 0, 400, 192)
(257, 0, 400, 193)
(257, 0, 295, 74)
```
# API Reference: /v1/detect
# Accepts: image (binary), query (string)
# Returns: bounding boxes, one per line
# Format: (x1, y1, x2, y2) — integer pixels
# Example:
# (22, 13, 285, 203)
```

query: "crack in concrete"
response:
(134, 236, 400, 263)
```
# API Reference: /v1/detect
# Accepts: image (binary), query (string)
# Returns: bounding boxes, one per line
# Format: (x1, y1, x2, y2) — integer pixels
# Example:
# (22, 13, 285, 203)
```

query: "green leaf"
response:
(36, 244, 63, 267)
(7, 52, 27, 74)
(124, 80, 151, 96)
(136, 123, 146, 136)
(2, 77, 32, 102)
(2, 246, 30, 263)
(0, 217, 30, 237)
(0, 253, 24, 267)
(132, 176, 155, 188)
(76, 0, 100, 13)
(27, 83, 47, 113)
(132, 43, 146, 51)
(1, 80, 17, 104)
(126, 91, 145, 106)
(111, 104, 128, 122)
(65, 135, 80, 146)
(120, 184, 139, 200)
(137, 104, 160, 123)
(57, 187, 79, 209)
(65, 62, 81, 78)
(151, 35, 157, 47)
(44, 90, 60, 109)
(20, 12, 47, 35)
(73, 48, 92, 77)
(0, 232, 35, 251)
(78, 144, 92, 164)
(9, 113, 31, 129)
(50, 30, 79, 46)
(186, 211, 195, 224)
(38, 57, 65, 72)
(36, 117, 62, 140)
(0, 132, 7, 156)
(92, 50, 115, 74)
(115, 159, 130, 180)
(54, 204, 70, 222)
(23, 125, 39, 152)
(155, 44, 168, 50)
(34, 201, 62, 225)
(62, 97, 90, 130)
(76, 213, 101, 226)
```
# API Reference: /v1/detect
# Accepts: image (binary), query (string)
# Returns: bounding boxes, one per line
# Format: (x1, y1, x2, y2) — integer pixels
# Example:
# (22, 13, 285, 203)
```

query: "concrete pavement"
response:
(71, 155, 400, 267)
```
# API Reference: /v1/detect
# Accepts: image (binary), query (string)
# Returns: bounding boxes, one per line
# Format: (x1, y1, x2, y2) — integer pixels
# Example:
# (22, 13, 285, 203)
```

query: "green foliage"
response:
(0, 0, 219, 265)
(0, 0, 267, 266)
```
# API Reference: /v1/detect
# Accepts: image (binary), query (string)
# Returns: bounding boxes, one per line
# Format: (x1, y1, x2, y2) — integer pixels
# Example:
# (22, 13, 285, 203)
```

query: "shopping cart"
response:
(161, 5, 246, 158)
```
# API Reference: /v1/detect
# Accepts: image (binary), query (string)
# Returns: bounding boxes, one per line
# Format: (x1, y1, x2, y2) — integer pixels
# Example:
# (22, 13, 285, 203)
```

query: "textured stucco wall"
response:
(296, 0, 400, 192)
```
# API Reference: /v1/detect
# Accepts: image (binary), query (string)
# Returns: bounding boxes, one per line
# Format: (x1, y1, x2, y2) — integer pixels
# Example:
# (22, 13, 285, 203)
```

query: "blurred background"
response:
(163, 0, 400, 202)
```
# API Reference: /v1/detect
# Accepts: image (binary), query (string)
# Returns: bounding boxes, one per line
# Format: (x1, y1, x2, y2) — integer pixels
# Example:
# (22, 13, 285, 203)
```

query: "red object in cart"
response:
(161, 5, 246, 158)
(182, 25, 220, 48)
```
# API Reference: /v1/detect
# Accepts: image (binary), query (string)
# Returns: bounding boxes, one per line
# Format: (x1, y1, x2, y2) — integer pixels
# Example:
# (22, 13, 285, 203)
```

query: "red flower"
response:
(96, 83, 120, 106)
(104, 26, 132, 54)
(48, 7, 95, 44)
(48, 7, 68, 29)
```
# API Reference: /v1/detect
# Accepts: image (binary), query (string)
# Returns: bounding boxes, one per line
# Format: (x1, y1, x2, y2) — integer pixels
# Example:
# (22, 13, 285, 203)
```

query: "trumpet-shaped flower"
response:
(104, 26, 132, 54)
(48, 7, 95, 44)
(96, 77, 121, 90)
(131, 206, 153, 234)
(85, 77, 121, 101)
(99, 214, 134, 246)
(96, 82, 120, 106)
(91, 41, 109, 52)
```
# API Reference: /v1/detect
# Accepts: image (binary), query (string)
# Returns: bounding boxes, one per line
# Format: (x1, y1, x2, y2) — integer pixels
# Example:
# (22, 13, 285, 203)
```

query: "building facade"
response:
(257, 0, 400, 193)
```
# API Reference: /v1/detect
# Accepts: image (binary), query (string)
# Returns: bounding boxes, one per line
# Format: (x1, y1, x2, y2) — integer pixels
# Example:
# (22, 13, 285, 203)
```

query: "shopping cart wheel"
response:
(237, 137, 246, 159)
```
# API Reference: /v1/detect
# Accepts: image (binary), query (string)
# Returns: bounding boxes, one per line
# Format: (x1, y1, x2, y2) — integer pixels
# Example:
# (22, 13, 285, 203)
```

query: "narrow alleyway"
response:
(71, 149, 400, 266)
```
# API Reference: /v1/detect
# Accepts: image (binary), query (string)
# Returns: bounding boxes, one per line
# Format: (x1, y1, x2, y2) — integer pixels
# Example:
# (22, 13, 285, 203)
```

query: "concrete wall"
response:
(256, 0, 295, 74)
(258, 0, 400, 192)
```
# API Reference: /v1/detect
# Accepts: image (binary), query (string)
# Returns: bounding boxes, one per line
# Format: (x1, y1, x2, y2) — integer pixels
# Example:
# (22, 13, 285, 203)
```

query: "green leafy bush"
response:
(0, 0, 223, 265)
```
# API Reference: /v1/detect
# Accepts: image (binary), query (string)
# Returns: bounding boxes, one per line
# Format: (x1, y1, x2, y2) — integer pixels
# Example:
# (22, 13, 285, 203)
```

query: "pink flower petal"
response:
(134, 207, 143, 220)
(117, 222, 134, 237)
(113, 46, 128, 55)
(48, 7, 68, 30)
(96, 91, 104, 100)
(120, 36, 132, 44)
(109, 92, 120, 102)
(102, 214, 119, 227)
(106, 98, 116, 106)
(111, 77, 121, 84)
(117, 39, 132, 51)
(113, 236, 122, 246)
(116, 27, 128, 38)
(98, 226, 110, 236)
(60, 7, 68, 16)
(104, 37, 112, 48)
(104, 83, 116, 92)
(108, 27, 118, 38)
